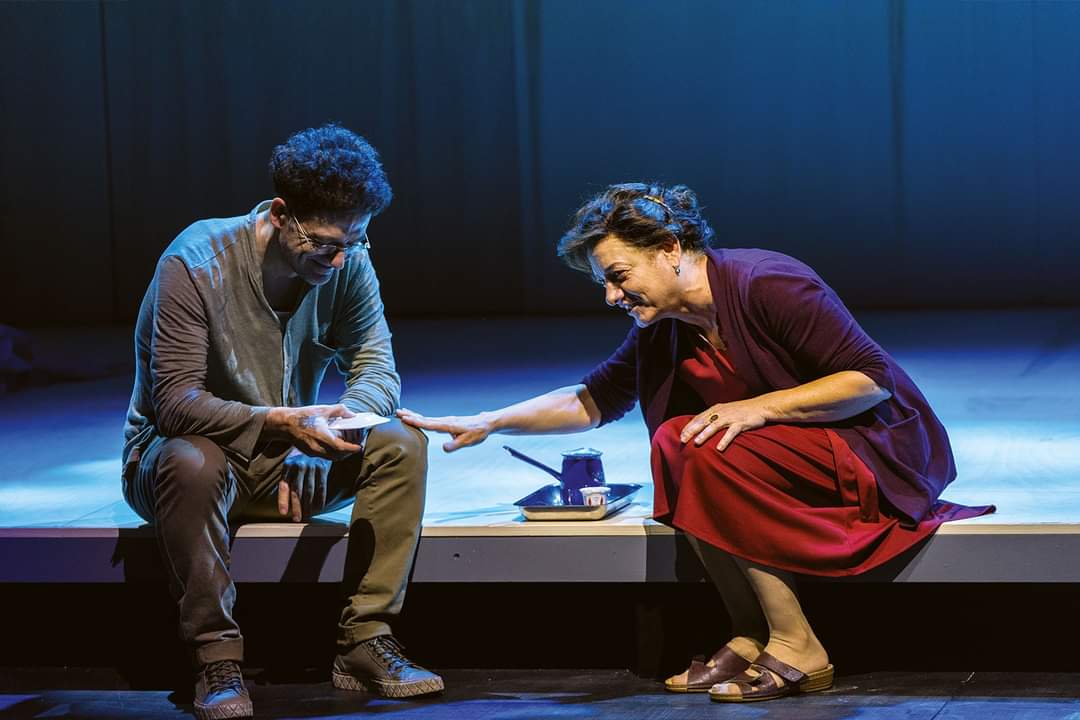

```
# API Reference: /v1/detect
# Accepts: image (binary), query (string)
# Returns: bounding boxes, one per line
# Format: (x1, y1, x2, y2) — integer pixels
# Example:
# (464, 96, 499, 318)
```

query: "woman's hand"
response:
(679, 399, 772, 452)
(396, 408, 495, 452)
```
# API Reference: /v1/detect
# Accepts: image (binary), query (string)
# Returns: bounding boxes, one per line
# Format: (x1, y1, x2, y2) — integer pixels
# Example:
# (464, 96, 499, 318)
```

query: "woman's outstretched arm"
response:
(396, 384, 601, 452)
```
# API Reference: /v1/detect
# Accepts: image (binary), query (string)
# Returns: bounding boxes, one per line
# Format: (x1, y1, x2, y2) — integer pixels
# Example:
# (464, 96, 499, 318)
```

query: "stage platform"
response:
(2, 311, 1078, 584)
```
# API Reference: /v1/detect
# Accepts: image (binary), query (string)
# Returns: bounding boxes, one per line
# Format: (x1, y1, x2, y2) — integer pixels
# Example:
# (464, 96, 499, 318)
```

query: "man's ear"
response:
(269, 197, 289, 229)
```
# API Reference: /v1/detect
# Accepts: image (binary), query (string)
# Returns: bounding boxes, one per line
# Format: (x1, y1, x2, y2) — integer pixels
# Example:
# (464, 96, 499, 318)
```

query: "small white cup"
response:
(580, 486, 611, 507)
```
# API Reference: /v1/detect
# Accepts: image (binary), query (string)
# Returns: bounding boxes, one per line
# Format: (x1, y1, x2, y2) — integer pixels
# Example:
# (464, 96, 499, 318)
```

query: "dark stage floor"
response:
(2, 668, 1080, 719)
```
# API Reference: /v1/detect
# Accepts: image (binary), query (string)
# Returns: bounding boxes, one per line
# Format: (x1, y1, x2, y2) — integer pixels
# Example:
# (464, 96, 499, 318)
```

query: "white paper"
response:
(328, 413, 392, 431)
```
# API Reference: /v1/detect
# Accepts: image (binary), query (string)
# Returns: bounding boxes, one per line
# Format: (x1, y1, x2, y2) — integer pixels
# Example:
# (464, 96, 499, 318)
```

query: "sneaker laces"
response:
(204, 660, 245, 695)
(369, 636, 417, 674)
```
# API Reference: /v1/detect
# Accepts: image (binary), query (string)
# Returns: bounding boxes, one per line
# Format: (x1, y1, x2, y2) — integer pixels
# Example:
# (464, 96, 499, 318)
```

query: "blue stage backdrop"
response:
(2, 0, 1079, 325)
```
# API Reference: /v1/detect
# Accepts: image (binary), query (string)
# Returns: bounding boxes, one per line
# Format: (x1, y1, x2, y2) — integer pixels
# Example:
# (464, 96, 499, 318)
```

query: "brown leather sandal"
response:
(708, 651, 834, 702)
(664, 645, 752, 693)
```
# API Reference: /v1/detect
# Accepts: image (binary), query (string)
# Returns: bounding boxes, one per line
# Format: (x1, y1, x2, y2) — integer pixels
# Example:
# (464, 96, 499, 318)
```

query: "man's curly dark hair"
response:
(269, 122, 392, 220)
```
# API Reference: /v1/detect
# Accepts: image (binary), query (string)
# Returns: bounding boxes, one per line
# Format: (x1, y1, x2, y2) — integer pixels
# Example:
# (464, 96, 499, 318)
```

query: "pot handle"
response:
(503, 445, 563, 482)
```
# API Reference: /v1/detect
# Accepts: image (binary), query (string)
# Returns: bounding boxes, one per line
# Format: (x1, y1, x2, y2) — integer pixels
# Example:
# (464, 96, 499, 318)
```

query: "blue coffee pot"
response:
(503, 445, 605, 506)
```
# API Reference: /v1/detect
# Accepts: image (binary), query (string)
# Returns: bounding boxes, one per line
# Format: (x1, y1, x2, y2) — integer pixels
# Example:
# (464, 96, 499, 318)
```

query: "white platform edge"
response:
(3, 519, 1077, 540)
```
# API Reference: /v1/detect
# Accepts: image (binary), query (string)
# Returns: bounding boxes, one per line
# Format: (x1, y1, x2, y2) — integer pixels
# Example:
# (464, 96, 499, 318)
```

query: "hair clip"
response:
(642, 194, 674, 216)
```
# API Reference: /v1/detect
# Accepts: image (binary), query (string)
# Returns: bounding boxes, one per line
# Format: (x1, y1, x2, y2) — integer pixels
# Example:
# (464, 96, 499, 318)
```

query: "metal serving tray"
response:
(513, 483, 642, 521)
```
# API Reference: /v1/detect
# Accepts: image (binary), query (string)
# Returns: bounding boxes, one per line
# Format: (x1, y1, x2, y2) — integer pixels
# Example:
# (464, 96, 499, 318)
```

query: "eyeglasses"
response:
(291, 214, 371, 257)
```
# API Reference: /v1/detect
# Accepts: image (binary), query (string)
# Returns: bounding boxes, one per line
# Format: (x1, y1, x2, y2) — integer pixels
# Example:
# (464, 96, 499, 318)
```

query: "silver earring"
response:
(674, 265, 681, 276)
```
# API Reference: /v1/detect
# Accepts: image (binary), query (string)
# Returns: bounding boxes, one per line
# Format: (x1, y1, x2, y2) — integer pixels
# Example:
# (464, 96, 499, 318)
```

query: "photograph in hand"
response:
(330, 412, 390, 445)
(328, 412, 391, 432)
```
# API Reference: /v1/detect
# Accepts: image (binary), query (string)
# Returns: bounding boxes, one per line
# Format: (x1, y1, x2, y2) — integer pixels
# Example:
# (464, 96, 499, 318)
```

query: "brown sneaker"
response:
(332, 635, 444, 698)
(193, 660, 252, 719)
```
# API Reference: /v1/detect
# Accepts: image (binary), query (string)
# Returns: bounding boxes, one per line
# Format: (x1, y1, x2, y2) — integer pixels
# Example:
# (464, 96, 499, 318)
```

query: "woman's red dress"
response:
(650, 325, 991, 576)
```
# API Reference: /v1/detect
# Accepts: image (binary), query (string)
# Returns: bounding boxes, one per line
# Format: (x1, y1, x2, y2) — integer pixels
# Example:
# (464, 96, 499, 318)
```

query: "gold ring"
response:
(709, 414, 719, 423)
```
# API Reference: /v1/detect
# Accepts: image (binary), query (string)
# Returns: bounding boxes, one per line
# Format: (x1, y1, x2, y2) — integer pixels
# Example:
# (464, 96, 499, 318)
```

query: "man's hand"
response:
(266, 404, 363, 460)
(396, 407, 493, 452)
(278, 449, 332, 522)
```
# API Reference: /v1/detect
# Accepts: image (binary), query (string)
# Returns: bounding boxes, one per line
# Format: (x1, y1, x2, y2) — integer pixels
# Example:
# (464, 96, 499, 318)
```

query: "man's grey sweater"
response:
(123, 200, 400, 481)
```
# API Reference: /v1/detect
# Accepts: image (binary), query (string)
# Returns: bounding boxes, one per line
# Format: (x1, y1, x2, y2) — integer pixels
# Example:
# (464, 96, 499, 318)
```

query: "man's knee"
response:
(370, 419, 427, 463)
(364, 418, 428, 493)
(392, 418, 428, 457)
(156, 435, 231, 498)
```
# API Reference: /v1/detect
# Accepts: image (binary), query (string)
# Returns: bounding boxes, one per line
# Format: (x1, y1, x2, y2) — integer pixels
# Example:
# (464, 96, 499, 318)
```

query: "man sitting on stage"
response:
(121, 123, 442, 720)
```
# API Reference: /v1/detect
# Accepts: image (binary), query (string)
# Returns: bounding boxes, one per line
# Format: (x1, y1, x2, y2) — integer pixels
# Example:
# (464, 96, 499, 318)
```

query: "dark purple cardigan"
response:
(583, 248, 956, 525)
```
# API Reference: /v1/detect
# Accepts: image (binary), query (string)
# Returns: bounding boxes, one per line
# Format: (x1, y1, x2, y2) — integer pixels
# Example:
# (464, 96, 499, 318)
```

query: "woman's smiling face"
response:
(588, 234, 682, 327)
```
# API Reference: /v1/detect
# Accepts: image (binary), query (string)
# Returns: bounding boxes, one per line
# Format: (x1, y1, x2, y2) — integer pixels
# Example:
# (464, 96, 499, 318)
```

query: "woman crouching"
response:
(399, 183, 993, 703)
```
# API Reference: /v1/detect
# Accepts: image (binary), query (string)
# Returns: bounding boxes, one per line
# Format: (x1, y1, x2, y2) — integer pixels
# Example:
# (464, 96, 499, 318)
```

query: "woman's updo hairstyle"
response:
(557, 182, 715, 274)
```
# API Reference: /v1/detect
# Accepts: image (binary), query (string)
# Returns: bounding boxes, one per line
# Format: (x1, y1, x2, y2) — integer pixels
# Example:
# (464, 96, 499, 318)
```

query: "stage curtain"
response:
(2, 0, 1080, 324)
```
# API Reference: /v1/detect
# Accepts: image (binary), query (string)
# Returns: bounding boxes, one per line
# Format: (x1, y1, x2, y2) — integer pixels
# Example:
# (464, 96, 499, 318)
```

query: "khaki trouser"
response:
(124, 419, 427, 667)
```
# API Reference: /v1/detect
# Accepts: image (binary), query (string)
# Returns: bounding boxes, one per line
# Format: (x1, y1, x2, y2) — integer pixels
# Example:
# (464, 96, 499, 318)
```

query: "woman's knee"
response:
(651, 416, 750, 477)
(652, 416, 692, 451)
